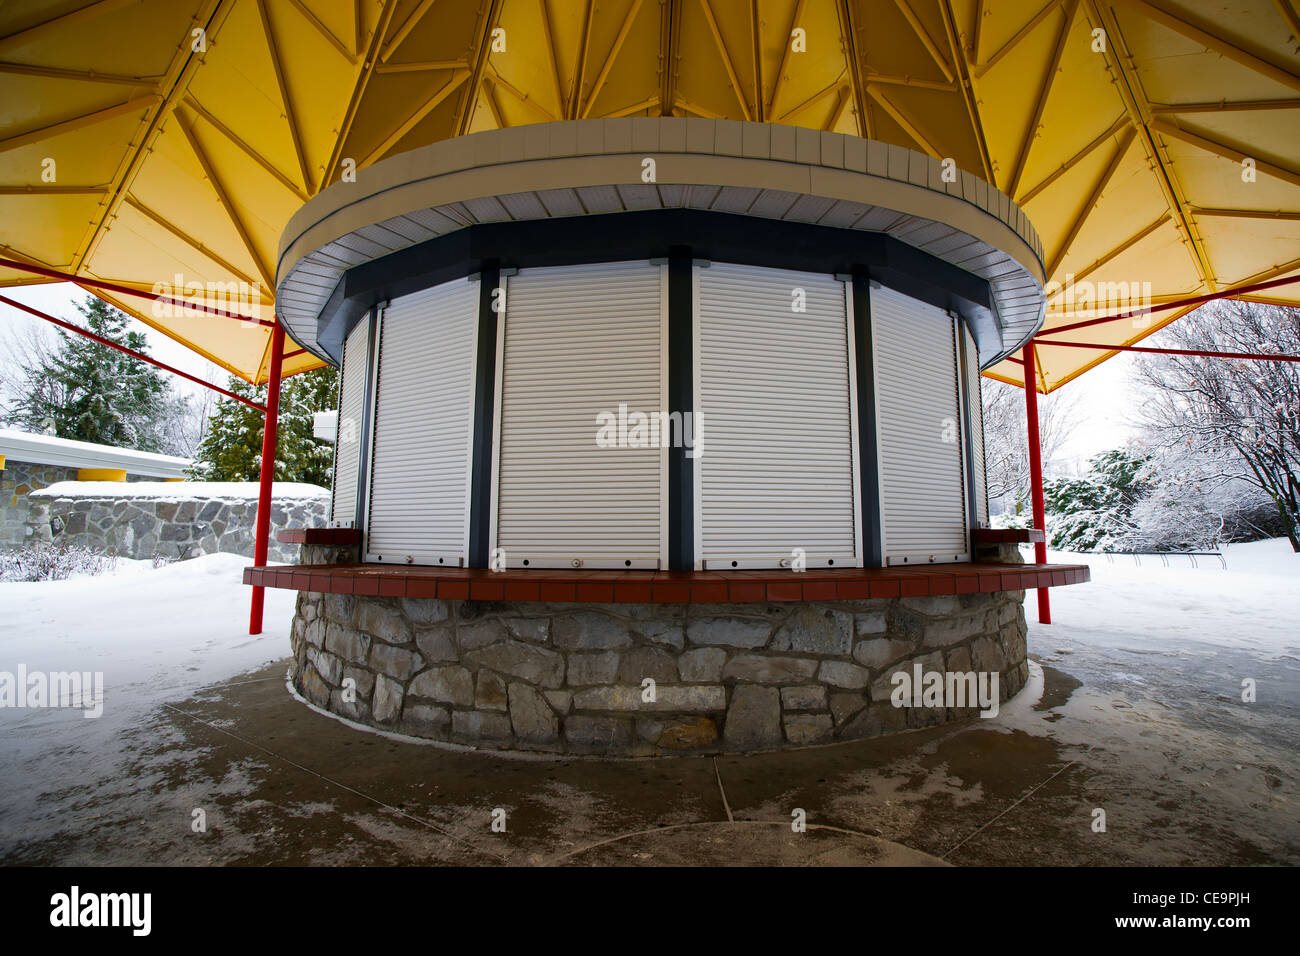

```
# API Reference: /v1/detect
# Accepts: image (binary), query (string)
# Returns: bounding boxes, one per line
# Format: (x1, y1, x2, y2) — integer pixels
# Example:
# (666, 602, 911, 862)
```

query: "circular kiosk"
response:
(270, 117, 1065, 755)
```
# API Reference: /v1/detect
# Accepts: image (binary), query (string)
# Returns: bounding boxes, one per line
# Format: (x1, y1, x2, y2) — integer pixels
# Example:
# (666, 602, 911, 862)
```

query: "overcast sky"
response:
(1, 281, 1140, 464)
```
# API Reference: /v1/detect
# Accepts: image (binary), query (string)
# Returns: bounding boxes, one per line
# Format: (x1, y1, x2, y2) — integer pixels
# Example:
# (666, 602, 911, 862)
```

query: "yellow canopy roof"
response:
(1, 0, 1297, 390)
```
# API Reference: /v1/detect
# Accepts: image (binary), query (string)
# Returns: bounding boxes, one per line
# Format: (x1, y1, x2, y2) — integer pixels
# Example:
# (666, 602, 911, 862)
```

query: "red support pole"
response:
(1030, 338, 1300, 363)
(249, 322, 285, 635)
(1022, 344, 1051, 624)
(0, 294, 268, 411)
(0, 255, 276, 325)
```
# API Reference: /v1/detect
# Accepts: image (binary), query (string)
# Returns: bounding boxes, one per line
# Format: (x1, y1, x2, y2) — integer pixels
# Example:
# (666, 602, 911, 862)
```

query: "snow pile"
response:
(0, 552, 296, 716)
(32, 480, 328, 500)
(0, 546, 118, 583)
(1033, 537, 1299, 658)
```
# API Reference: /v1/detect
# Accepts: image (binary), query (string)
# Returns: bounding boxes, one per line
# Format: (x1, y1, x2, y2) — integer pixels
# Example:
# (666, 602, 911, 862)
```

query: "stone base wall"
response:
(24, 488, 328, 561)
(1, 461, 77, 548)
(289, 547, 1029, 756)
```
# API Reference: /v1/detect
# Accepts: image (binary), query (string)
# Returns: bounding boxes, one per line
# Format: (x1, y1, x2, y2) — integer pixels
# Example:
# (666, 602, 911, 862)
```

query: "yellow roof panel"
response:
(0, 0, 1295, 388)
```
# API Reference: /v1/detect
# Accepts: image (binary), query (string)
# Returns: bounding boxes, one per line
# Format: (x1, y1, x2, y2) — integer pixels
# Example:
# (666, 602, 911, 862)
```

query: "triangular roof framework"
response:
(0, 0, 1296, 390)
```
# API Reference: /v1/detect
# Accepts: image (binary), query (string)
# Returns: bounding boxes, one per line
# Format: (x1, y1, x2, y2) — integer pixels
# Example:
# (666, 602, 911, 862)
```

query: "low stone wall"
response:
(1, 460, 76, 548)
(25, 482, 329, 562)
(288, 545, 1029, 756)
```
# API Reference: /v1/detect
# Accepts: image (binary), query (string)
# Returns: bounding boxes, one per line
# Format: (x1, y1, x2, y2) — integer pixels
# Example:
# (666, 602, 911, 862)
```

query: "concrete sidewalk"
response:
(3, 655, 1293, 866)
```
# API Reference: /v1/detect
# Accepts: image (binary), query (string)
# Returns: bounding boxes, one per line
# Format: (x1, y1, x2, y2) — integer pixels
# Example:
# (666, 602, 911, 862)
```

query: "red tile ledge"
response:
(243, 562, 1090, 602)
(972, 527, 1045, 544)
(276, 527, 362, 546)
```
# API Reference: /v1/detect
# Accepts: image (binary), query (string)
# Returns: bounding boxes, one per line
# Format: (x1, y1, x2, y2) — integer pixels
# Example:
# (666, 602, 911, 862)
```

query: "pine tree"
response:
(1043, 449, 1151, 551)
(6, 296, 173, 451)
(190, 364, 339, 486)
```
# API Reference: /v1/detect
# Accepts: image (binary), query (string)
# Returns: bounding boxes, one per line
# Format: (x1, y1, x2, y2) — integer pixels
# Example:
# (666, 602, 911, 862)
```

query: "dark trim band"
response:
(307, 208, 997, 367)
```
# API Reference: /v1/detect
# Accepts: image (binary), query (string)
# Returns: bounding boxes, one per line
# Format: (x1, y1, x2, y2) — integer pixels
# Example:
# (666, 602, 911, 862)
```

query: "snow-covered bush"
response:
(1043, 450, 1148, 551)
(0, 546, 118, 582)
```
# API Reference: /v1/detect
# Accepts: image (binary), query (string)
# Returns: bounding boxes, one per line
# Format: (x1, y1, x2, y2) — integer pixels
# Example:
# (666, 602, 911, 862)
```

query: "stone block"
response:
(369, 643, 424, 682)
(475, 670, 509, 711)
(657, 717, 718, 750)
(299, 664, 331, 708)
(770, 605, 851, 655)
(414, 624, 457, 662)
(552, 612, 633, 650)
(356, 601, 408, 645)
(852, 636, 915, 671)
(457, 618, 510, 651)
(401, 703, 450, 737)
(401, 597, 449, 624)
(686, 616, 771, 649)
(452, 710, 513, 745)
(818, 660, 870, 690)
(408, 666, 474, 706)
(324, 625, 370, 664)
(784, 713, 833, 746)
(571, 684, 726, 712)
(342, 666, 375, 701)
(780, 685, 827, 711)
(509, 683, 559, 747)
(678, 647, 727, 682)
(567, 651, 620, 685)
(464, 642, 565, 689)
(723, 654, 818, 684)
(724, 686, 782, 751)
(372, 674, 403, 725)
(544, 690, 572, 714)
(841, 700, 908, 739)
(564, 715, 633, 750)
(829, 691, 866, 725)
(506, 617, 550, 643)
(617, 645, 678, 684)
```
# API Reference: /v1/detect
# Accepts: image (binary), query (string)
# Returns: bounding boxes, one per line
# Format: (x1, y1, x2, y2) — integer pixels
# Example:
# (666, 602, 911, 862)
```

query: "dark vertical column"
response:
(468, 266, 501, 568)
(957, 322, 979, 535)
(667, 253, 694, 570)
(852, 275, 883, 568)
(354, 309, 379, 533)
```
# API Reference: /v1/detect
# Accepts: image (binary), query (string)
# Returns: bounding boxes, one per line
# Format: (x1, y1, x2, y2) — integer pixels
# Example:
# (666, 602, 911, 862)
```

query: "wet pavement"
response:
(2, 641, 1295, 866)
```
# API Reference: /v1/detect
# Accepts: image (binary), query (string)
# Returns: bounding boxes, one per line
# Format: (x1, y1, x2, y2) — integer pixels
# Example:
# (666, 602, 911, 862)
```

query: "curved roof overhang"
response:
(276, 118, 1046, 368)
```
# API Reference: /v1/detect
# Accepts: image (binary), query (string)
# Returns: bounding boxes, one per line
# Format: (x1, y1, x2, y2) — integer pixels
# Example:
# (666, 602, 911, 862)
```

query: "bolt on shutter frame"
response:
(493, 260, 666, 569)
(695, 262, 861, 569)
(872, 285, 970, 564)
(330, 313, 370, 527)
(365, 277, 479, 566)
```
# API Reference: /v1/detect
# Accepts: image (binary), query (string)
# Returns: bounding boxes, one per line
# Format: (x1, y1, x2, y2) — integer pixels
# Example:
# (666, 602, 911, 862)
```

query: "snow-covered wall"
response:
(23, 481, 329, 562)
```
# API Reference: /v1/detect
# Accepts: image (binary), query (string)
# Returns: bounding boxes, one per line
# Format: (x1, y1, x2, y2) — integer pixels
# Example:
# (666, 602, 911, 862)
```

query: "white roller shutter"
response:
(963, 327, 990, 527)
(494, 261, 665, 569)
(366, 278, 479, 565)
(696, 263, 860, 569)
(872, 285, 969, 564)
(330, 314, 370, 526)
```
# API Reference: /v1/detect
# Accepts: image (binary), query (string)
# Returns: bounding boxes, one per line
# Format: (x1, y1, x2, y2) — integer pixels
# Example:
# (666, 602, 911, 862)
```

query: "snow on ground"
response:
(1019, 537, 1299, 764)
(0, 553, 297, 854)
(1034, 538, 1299, 659)
(0, 552, 296, 714)
(35, 480, 328, 499)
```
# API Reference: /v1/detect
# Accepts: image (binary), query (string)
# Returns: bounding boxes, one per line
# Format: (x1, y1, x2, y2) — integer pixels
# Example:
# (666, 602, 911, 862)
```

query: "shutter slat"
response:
(873, 286, 969, 563)
(496, 261, 664, 568)
(366, 279, 478, 565)
(698, 263, 858, 569)
(965, 327, 990, 525)
(330, 317, 370, 525)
